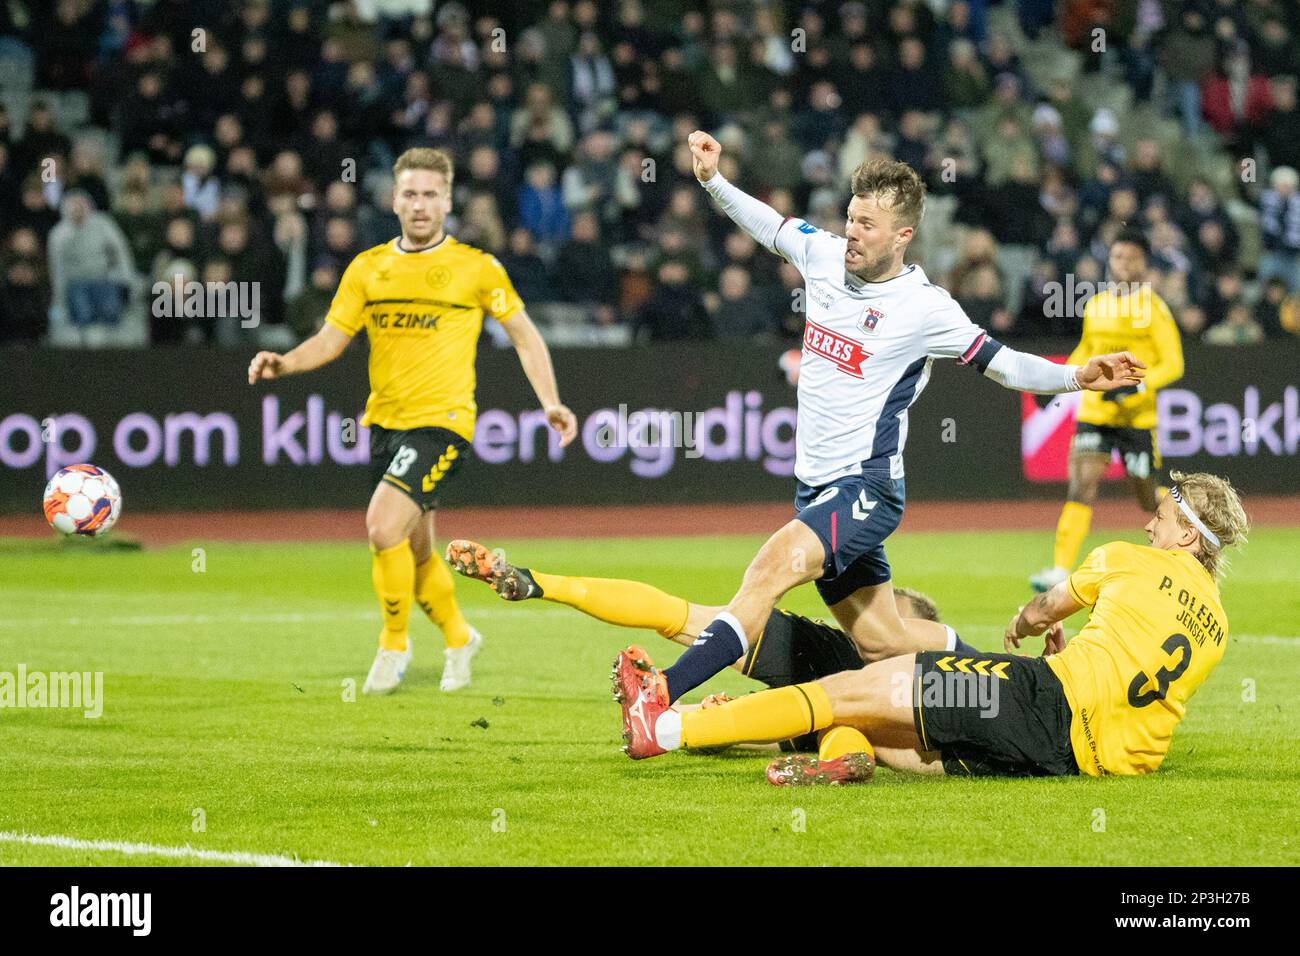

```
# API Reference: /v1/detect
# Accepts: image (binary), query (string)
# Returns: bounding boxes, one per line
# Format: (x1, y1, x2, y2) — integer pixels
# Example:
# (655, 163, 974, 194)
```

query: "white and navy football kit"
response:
(701, 172, 1083, 606)
(778, 221, 1003, 602)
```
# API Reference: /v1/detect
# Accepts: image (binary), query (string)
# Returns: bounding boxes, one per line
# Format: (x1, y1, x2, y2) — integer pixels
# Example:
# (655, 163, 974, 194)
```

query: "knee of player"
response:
(742, 553, 808, 595)
(366, 520, 405, 551)
(1135, 485, 1160, 512)
(1067, 484, 1099, 505)
(848, 631, 900, 663)
(818, 672, 871, 721)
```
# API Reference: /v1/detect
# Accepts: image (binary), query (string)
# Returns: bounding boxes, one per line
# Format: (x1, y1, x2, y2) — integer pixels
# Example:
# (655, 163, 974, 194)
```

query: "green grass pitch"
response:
(1, 526, 1297, 867)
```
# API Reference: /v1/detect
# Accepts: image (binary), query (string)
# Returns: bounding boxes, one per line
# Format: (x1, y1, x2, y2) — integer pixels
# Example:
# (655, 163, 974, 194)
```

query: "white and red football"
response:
(42, 464, 123, 536)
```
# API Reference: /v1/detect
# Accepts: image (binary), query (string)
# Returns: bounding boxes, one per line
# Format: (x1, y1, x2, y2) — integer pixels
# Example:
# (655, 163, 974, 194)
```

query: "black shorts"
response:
(912, 651, 1079, 777)
(1072, 422, 1160, 479)
(369, 425, 470, 511)
(743, 609, 865, 752)
(743, 609, 864, 687)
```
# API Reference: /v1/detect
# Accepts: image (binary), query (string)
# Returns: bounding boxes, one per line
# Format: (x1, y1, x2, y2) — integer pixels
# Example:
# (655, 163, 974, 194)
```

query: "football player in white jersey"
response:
(614, 131, 1146, 740)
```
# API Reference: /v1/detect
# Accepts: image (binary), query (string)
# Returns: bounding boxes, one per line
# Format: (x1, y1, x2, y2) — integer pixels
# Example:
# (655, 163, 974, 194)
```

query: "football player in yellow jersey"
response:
(247, 148, 577, 696)
(614, 471, 1247, 785)
(1032, 229, 1185, 593)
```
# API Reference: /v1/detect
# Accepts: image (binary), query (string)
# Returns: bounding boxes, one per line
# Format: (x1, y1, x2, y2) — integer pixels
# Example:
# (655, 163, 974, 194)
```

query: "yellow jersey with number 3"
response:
(324, 236, 523, 439)
(1046, 541, 1228, 776)
(1068, 286, 1183, 430)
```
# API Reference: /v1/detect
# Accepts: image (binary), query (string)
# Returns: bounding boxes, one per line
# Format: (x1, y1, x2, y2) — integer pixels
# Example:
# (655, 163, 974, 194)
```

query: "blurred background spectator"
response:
(0, 0, 1296, 351)
(46, 189, 136, 345)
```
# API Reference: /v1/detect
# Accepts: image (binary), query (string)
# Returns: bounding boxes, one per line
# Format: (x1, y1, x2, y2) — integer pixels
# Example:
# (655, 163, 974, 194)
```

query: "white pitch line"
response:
(1234, 634, 1300, 646)
(0, 605, 563, 628)
(0, 831, 348, 867)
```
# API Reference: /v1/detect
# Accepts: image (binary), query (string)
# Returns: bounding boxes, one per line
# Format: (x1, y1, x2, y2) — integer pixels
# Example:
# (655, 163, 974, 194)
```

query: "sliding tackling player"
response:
(619, 472, 1246, 786)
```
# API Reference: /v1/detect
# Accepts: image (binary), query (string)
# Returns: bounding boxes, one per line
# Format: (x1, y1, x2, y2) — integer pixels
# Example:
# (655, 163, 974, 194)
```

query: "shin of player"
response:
(448, 537, 959, 696)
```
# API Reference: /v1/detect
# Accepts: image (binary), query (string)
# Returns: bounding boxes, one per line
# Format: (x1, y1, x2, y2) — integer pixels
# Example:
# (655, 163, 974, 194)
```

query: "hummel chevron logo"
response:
(852, 491, 878, 521)
(693, 629, 712, 646)
(935, 655, 1010, 679)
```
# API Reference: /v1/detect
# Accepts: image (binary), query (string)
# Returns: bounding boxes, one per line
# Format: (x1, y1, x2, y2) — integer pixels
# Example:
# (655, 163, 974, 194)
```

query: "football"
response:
(42, 463, 123, 537)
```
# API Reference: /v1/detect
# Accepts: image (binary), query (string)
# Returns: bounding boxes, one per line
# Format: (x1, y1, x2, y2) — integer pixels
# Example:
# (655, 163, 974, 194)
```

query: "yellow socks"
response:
(1053, 501, 1093, 571)
(373, 541, 471, 650)
(414, 555, 471, 648)
(818, 725, 873, 762)
(530, 572, 689, 638)
(681, 682, 832, 749)
(372, 540, 415, 651)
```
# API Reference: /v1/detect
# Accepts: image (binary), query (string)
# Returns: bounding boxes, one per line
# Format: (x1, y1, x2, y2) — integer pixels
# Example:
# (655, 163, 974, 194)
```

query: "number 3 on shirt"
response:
(1127, 632, 1193, 707)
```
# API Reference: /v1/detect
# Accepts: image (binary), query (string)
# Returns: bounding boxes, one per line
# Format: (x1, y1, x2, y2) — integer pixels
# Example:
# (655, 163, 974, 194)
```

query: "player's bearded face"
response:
(844, 194, 909, 280)
(394, 169, 452, 246)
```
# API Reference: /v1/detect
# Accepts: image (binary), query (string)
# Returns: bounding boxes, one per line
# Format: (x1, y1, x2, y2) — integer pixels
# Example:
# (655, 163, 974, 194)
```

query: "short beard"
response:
(846, 249, 897, 282)
(402, 219, 442, 247)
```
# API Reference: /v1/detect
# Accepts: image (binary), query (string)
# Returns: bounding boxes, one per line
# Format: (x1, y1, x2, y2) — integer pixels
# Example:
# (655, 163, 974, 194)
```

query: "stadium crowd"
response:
(0, 0, 1298, 348)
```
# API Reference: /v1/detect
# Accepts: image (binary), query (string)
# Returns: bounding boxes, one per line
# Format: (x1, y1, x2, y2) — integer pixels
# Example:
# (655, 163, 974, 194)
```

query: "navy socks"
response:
(662, 612, 747, 703)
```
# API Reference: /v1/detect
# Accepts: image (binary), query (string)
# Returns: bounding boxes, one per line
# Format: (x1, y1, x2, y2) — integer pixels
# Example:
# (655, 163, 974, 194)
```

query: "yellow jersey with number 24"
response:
(1068, 286, 1182, 430)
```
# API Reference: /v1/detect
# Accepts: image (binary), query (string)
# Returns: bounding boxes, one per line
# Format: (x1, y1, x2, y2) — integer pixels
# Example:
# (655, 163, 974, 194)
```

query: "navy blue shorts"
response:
(794, 470, 905, 605)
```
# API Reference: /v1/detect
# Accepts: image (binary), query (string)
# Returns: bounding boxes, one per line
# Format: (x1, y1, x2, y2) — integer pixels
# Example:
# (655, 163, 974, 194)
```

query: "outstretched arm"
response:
(982, 343, 1146, 395)
(248, 322, 351, 383)
(500, 309, 577, 447)
(689, 130, 788, 254)
(932, 311, 1145, 395)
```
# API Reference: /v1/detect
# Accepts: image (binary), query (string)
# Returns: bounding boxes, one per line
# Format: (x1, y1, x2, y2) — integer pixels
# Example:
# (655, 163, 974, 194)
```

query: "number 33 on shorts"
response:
(387, 445, 418, 477)
(389, 443, 460, 491)
(371, 425, 470, 511)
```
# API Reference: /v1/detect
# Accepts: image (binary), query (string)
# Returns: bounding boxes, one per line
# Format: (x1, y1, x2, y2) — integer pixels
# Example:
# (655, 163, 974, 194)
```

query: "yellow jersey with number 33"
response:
(324, 236, 523, 439)
(1046, 541, 1228, 776)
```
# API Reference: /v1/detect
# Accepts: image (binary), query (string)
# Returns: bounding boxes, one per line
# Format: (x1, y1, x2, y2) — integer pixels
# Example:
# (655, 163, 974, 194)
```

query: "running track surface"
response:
(2, 497, 1297, 546)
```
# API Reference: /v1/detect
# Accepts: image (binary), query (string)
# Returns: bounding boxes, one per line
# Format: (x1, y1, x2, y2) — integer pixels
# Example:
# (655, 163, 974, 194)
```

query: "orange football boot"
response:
(765, 752, 876, 786)
(445, 539, 543, 600)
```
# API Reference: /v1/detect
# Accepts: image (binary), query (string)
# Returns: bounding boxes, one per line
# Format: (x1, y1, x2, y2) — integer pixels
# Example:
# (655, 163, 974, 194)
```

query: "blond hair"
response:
(1169, 471, 1250, 579)
(893, 586, 941, 622)
(393, 147, 454, 182)
(849, 157, 926, 228)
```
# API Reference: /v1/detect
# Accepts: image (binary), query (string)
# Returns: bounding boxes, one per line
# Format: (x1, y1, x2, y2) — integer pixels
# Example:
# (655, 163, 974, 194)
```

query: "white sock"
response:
(654, 710, 682, 750)
(944, 625, 958, 652)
